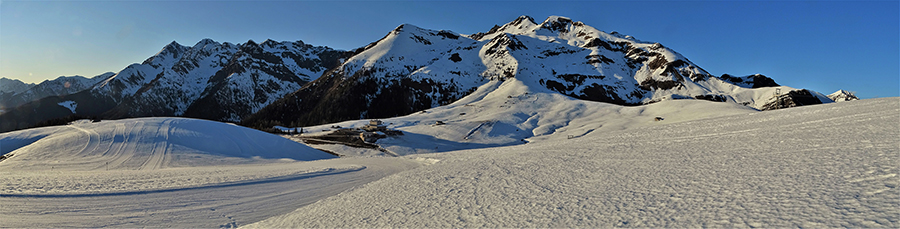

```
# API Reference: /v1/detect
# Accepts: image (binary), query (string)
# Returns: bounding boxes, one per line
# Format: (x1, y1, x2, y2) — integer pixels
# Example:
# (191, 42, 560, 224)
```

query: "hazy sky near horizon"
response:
(1, 0, 897, 98)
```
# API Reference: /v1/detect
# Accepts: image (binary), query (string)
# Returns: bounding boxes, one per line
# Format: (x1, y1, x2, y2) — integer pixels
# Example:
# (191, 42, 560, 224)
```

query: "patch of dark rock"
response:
(748, 74, 779, 88)
(582, 38, 613, 50)
(647, 56, 668, 70)
(544, 80, 569, 92)
(541, 47, 579, 57)
(585, 55, 614, 65)
(760, 89, 823, 110)
(449, 53, 462, 62)
(485, 34, 527, 56)
(577, 83, 632, 105)
(720, 74, 780, 88)
(639, 78, 682, 90)
(694, 94, 728, 102)
(470, 25, 502, 40)
(436, 30, 459, 40)
(411, 35, 432, 45)
(557, 74, 604, 85)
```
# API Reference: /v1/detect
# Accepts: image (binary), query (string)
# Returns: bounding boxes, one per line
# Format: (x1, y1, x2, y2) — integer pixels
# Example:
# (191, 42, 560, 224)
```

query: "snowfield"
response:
(249, 97, 899, 228)
(292, 78, 760, 157)
(1, 97, 897, 227)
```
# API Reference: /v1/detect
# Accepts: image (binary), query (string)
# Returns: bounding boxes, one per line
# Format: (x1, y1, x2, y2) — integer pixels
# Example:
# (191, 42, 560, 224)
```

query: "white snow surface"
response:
(57, 100, 77, 113)
(1, 97, 896, 227)
(0, 157, 425, 228)
(296, 78, 758, 156)
(0, 117, 335, 172)
(248, 97, 899, 228)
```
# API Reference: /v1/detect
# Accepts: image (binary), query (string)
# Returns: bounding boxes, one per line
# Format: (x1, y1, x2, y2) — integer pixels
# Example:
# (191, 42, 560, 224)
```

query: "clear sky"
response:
(1, 0, 897, 98)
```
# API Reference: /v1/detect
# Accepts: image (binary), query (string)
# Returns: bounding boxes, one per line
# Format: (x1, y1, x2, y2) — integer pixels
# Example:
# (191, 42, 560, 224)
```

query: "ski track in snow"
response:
(0, 157, 423, 228)
(246, 98, 899, 228)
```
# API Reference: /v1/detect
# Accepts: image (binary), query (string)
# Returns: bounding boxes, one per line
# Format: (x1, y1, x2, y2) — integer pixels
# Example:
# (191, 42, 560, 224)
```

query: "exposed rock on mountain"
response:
(759, 89, 829, 110)
(827, 90, 859, 102)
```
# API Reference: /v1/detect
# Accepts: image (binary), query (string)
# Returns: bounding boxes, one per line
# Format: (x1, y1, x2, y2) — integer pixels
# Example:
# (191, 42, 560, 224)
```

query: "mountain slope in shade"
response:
(0, 73, 114, 111)
(244, 15, 832, 129)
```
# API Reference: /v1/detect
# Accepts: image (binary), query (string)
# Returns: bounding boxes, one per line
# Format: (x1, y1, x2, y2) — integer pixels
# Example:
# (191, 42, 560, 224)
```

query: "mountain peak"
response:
(537, 16, 579, 33)
(162, 41, 185, 52)
(542, 15, 572, 24)
(827, 90, 859, 102)
(512, 15, 536, 26)
(262, 39, 279, 46)
(194, 38, 218, 47)
(392, 24, 426, 34)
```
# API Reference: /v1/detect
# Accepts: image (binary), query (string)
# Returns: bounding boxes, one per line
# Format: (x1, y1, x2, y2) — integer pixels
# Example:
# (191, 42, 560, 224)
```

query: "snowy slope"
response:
(2, 98, 895, 227)
(292, 77, 758, 157)
(247, 15, 831, 129)
(0, 117, 335, 171)
(248, 97, 899, 228)
(0, 156, 426, 228)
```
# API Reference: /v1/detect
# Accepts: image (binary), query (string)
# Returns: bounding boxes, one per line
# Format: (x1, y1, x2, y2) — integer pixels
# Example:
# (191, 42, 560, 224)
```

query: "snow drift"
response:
(0, 117, 335, 171)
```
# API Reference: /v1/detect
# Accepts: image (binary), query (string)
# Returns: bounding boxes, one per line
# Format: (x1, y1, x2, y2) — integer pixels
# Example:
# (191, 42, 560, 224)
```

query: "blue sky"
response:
(1, 0, 897, 98)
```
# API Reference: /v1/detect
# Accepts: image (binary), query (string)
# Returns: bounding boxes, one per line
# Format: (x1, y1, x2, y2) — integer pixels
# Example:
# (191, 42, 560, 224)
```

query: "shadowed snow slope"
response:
(0, 117, 335, 171)
(246, 98, 899, 228)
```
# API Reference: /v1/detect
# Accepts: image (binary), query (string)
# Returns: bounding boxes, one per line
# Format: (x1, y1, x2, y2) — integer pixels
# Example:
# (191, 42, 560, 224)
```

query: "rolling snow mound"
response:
(0, 117, 335, 171)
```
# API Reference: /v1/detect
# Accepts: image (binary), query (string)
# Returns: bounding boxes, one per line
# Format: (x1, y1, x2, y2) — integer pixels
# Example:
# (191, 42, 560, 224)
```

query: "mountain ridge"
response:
(2, 15, 839, 133)
(0, 38, 350, 132)
(242, 15, 834, 129)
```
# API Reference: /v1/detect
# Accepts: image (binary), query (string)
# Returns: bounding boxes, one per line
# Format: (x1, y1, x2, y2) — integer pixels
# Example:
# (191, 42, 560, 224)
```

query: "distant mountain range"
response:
(1, 15, 847, 133)
(1, 39, 349, 132)
(0, 73, 114, 111)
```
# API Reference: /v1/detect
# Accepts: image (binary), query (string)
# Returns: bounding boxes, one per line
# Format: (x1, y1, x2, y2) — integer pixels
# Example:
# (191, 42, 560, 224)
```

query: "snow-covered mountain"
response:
(0, 73, 114, 111)
(97, 39, 349, 121)
(245, 15, 833, 128)
(827, 90, 859, 102)
(0, 78, 34, 94)
(0, 39, 349, 132)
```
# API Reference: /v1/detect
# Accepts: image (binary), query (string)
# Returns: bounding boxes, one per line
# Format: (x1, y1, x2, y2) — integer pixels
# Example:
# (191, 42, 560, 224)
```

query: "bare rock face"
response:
(760, 89, 825, 110)
(827, 90, 859, 102)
